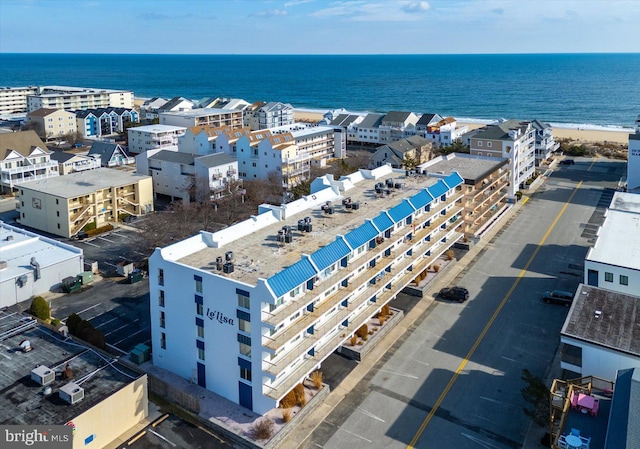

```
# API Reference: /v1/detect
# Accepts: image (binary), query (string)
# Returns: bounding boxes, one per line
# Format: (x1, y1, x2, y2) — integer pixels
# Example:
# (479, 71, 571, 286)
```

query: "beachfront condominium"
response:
(247, 101, 295, 131)
(159, 108, 244, 129)
(469, 119, 536, 198)
(628, 114, 640, 192)
(0, 86, 38, 115)
(529, 120, 560, 166)
(149, 165, 465, 414)
(128, 124, 187, 155)
(26, 86, 134, 112)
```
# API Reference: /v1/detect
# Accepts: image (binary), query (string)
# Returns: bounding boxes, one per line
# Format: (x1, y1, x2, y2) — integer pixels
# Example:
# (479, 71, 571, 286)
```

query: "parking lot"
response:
(50, 276, 151, 355)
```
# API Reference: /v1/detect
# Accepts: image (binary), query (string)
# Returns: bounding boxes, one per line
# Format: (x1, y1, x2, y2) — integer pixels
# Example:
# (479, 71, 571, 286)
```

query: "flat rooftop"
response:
(160, 108, 240, 117)
(586, 192, 640, 271)
(0, 221, 82, 281)
(419, 153, 508, 184)
(177, 169, 457, 285)
(0, 311, 143, 425)
(562, 284, 640, 357)
(129, 124, 186, 133)
(19, 168, 151, 198)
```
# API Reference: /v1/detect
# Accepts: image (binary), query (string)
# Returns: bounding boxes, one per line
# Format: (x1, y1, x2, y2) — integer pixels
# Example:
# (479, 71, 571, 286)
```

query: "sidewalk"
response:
(278, 198, 527, 449)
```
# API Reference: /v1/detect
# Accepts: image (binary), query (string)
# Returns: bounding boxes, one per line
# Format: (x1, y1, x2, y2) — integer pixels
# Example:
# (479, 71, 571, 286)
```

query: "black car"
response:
(542, 290, 574, 306)
(560, 159, 575, 165)
(439, 286, 469, 303)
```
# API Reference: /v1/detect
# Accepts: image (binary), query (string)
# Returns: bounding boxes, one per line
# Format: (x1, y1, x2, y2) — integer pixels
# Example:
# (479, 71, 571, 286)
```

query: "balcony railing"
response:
(261, 193, 463, 328)
(262, 229, 464, 399)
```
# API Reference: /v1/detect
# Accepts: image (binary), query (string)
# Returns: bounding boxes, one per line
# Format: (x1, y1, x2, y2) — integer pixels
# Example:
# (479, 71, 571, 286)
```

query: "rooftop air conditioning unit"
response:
(59, 382, 84, 405)
(31, 365, 55, 386)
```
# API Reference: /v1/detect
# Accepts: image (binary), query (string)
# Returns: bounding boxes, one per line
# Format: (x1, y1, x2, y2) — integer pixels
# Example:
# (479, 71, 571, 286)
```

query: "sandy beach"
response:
(293, 110, 631, 145)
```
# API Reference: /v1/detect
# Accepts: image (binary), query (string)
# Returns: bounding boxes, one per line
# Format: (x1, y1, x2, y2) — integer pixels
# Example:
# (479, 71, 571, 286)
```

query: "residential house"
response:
(530, 119, 560, 165)
(469, 119, 536, 198)
(0, 86, 38, 115)
(145, 150, 196, 203)
(379, 111, 419, 143)
(584, 191, 639, 295)
(416, 113, 443, 138)
(88, 142, 135, 167)
(247, 101, 294, 131)
(194, 153, 239, 201)
(355, 113, 385, 144)
(426, 117, 469, 147)
(419, 153, 511, 238)
(49, 151, 101, 175)
(26, 85, 134, 112)
(148, 165, 465, 414)
(329, 114, 364, 154)
(371, 136, 432, 169)
(178, 125, 248, 156)
(156, 97, 194, 114)
(17, 168, 153, 238)
(160, 108, 244, 129)
(140, 97, 169, 120)
(26, 108, 77, 141)
(128, 124, 186, 154)
(627, 114, 640, 192)
(0, 130, 59, 192)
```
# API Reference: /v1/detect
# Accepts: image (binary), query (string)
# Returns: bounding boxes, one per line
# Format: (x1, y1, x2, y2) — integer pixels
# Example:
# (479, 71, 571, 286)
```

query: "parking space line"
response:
(99, 236, 116, 243)
(92, 316, 119, 328)
(77, 303, 101, 315)
(147, 429, 176, 447)
(114, 328, 146, 345)
(105, 322, 135, 336)
(82, 241, 100, 248)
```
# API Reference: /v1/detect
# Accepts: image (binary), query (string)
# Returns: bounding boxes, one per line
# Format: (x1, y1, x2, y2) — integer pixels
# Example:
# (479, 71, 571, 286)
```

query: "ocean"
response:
(1, 53, 639, 128)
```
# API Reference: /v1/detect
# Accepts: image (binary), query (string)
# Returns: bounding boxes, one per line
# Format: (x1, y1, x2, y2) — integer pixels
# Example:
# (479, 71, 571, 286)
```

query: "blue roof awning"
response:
(267, 258, 317, 298)
(373, 212, 394, 232)
(444, 172, 464, 189)
(408, 189, 434, 210)
(388, 199, 416, 223)
(345, 221, 378, 249)
(310, 237, 351, 271)
(428, 179, 449, 198)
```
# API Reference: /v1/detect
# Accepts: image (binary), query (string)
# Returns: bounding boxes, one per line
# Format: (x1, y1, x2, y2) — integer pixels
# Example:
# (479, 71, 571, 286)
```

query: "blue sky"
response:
(1, 0, 639, 54)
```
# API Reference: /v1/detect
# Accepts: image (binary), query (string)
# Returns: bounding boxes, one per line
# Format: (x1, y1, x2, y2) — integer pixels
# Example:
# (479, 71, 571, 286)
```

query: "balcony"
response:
(263, 229, 464, 399)
(262, 194, 463, 328)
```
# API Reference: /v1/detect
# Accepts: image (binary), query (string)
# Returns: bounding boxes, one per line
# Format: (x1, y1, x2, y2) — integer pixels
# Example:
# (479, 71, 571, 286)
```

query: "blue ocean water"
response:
(1, 53, 639, 127)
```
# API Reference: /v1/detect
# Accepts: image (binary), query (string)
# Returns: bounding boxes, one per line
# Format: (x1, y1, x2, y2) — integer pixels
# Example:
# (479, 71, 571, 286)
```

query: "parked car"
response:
(439, 286, 469, 303)
(542, 290, 574, 306)
(560, 159, 575, 165)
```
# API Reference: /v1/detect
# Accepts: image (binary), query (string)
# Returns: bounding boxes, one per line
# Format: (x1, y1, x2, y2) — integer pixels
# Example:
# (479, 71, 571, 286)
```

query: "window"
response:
(561, 343, 582, 367)
(238, 334, 251, 357)
(487, 141, 492, 148)
(159, 290, 165, 307)
(240, 365, 252, 381)
(158, 268, 164, 286)
(477, 141, 483, 147)
(604, 272, 613, 282)
(238, 318, 250, 333)
(237, 293, 250, 309)
(197, 324, 204, 338)
(620, 275, 629, 286)
(159, 311, 165, 328)
(194, 275, 203, 293)
(198, 348, 205, 360)
(160, 332, 166, 349)
(196, 303, 203, 315)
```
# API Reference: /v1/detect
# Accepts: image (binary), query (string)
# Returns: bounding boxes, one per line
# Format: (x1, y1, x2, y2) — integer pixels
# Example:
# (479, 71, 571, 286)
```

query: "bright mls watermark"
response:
(1, 426, 72, 448)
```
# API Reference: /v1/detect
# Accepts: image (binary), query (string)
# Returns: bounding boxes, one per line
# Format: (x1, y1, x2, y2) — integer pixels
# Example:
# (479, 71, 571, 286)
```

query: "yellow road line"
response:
(521, 196, 529, 205)
(407, 180, 583, 449)
(588, 156, 598, 171)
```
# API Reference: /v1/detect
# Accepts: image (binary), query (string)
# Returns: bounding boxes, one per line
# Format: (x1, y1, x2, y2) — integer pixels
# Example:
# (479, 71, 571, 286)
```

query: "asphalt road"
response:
(300, 157, 625, 449)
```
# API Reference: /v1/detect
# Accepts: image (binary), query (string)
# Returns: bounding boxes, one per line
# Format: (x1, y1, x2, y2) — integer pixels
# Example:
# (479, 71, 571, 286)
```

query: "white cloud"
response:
(252, 8, 288, 18)
(284, 0, 316, 6)
(311, 1, 432, 22)
(402, 1, 430, 14)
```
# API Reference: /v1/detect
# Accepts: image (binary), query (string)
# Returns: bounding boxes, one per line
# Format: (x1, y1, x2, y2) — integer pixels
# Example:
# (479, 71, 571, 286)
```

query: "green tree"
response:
(521, 368, 550, 427)
(29, 296, 50, 320)
(440, 140, 470, 155)
(66, 313, 82, 335)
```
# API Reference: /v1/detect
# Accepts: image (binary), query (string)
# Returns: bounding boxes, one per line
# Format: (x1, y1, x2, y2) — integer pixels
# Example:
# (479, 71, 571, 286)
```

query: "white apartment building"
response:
(149, 165, 465, 414)
(379, 111, 419, 144)
(194, 153, 239, 201)
(530, 120, 560, 165)
(0, 131, 59, 192)
(469, 119, 536, 198)
(26, 108, 77, 141)
(128, 124, 186, 155)
(628, 114, 640, 192)
(0, 86, 38, 115)
(247, 102, 295, 131)
(355, 113, 384, 144)
(26, 86, 134, 112)
(424, 117, 469, 147)
(560, 284, 640, 380)
(179, 125, 249, 156)
(160, 108, 243, 129)
(584, 191, 640, 295)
